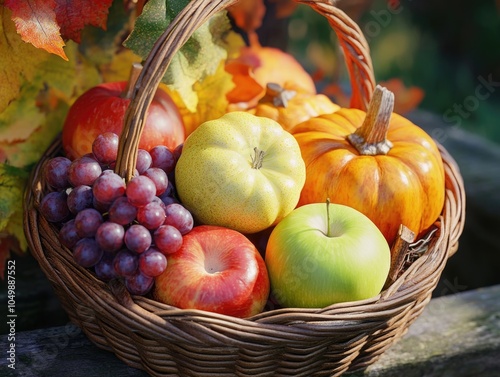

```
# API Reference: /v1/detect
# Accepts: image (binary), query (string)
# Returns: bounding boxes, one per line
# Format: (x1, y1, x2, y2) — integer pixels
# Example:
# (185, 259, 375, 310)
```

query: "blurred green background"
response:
(276, 0, 500, 144)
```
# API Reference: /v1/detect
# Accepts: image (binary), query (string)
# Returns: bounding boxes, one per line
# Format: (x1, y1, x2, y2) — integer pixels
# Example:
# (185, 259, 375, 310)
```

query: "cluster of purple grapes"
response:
(40, 132, 193, 295)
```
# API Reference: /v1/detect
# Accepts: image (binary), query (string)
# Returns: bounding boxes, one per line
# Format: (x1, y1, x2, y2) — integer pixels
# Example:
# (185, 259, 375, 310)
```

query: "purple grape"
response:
(163, 203, 194, 235)
(138, 247, 167, 277)
(40, 191, 70, 223)
(44, 156, 71, 189)
(113, 249, 139, 277)
(67, 185, 93, 214)
(94, 253, 117, 281)
(125, 271, 154, 295)
(150, 145, 176, 174)
(136, 149, 152, 174)
(95, 222, 124, 252)
(159, 194, 178, 207)
(108, 196, 137, 225)
(67, 156, 102, 187)
(59, 219, 80, 249)
(173, 143, 183, 162)
(142, 167, 168, 196)
(126, 175, 156, 207)
(137, 202, 166, 230)
(153, 225, 183, 255)
(73, 238, 103, 268)
(74, 208, 103, 238)
(92, 171, 126, 204)
(124, 224, 152, 254)
(92, 132, 119, 165)
(93, 196, 111, 213)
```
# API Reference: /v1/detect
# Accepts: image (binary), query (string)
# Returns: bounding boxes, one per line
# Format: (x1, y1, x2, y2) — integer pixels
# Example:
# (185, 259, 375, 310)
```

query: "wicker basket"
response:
(23, 0, 466, 376)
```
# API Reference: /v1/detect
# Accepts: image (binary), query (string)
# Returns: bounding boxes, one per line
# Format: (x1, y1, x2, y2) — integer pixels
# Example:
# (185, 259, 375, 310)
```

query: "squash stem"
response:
(347, 85, 394, 155)
(251, 147, 265, 169)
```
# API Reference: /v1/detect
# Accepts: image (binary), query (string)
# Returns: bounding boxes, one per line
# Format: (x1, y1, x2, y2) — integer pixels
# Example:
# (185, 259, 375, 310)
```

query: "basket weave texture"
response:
(23, 0, 466, 376)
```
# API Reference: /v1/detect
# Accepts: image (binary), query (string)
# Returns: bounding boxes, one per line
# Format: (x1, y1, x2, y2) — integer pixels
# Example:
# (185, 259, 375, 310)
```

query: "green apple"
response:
(265, 202, 390, 308)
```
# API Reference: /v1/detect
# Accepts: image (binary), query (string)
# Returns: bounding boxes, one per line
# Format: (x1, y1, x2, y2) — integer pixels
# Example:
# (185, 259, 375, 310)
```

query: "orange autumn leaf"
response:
(225, 60, 265, 108)
(4, 0, 67, 60)
(54, 0, 114, 43)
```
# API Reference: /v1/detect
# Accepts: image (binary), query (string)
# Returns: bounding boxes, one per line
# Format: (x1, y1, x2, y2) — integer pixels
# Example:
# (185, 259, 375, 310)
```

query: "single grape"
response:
(67, 185, 93, 214)
(74, 208, 103, 238)
(125, 271, 154, 295)
(93, 196, 111, 213)
(113, 249, 139, 277)
(151, 196, 167, 211)
(108, 196, 137, 225)
(163, 203, 194, 235)
(126, 175, 156, 207)
(95, 222, 125, 252)
(136, 149, 152, 174)
(92, 132, 119, 165)
(172, 143, 183, 162)
(44, 156, 72, 189)
(59, 219, 80, 249)
(40, 191, 70, 223)
(67, 156, 102, 187)
(137, 202, 166, 230)
(92, 170, 126, 205)
(138, 248, 167, 277)
(153, 225, 183, 255)
(142, 167, 169, 196)
(150, 145, 176, 174)
(158, 193, 178, 207)
(94, 253, 117, 281)
(73, 238, 103, 268)
(124, 224, 152, 254)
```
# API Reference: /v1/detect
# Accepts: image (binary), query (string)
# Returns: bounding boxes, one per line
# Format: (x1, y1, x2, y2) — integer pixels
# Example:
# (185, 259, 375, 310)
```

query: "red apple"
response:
(153, 225, 270, 318)
(62, 81, 185, 160)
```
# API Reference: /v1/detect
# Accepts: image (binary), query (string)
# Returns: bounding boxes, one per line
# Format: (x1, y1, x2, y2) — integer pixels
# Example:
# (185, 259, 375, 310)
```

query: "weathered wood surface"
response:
(2, 284, 499, 377)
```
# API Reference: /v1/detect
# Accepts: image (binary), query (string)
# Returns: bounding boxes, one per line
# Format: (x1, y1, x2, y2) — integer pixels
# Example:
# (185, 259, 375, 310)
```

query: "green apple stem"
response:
(347, 85, 394, 155)
(251, 147, 265, 169)
(326, 198, 331, 236)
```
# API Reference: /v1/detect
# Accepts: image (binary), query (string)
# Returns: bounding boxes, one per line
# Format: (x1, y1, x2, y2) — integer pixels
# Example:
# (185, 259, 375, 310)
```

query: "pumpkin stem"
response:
(262, 83, 296, 108)
(251, 147, 265, 169)
(347, 85, 394, 155)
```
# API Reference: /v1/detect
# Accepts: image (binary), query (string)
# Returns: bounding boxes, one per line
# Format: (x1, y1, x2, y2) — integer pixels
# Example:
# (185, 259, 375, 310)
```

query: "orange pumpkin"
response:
(292, 85, 445, 246)
(248, 83, 340, 132)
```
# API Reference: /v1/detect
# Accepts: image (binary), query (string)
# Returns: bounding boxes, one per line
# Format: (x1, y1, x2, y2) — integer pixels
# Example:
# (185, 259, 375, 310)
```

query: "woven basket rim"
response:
(22, 0, 466, 375)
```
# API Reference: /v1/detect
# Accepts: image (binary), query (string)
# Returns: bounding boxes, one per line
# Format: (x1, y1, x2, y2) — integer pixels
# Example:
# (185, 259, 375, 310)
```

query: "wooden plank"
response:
(1, 284, 499, 376)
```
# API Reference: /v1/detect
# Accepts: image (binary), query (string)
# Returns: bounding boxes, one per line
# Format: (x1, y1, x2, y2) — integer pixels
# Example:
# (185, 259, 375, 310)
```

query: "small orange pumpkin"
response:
(292, 85, 445, 245)
(248, 83, 340, 132)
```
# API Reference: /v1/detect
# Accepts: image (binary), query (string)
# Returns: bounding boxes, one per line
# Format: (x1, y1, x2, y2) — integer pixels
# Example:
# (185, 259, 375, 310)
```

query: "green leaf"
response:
(123, 0, 234, 111)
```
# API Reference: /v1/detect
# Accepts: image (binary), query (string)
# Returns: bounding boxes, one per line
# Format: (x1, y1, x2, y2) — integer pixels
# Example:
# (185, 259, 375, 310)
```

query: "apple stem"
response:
(326, 198, 331, 236)
(122, 63, 143, 100)
(347, 85, 394, 155)
(261, 83, 297, 108)
(251, 147, 265, 169)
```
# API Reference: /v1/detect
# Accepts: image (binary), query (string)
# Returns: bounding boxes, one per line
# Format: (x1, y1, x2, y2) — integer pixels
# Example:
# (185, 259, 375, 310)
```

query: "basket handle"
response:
(115, 0, 376, 181)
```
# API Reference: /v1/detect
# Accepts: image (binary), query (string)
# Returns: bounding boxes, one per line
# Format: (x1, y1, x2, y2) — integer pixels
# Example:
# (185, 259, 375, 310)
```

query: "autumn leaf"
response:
(379, 78, 425, 114)
(225, 60, 265, 108)
(164, 59, 237, 136)
(54, 0, 114, 43)
(0, 7, 52, 113)
(123, 0, 243, 112)
(4, 0, 67, 60)
(0, 164, 29, 277)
